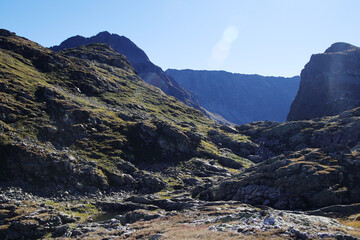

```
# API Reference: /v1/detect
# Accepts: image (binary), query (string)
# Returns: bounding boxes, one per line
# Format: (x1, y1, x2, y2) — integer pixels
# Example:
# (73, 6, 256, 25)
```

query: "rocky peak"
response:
(325, 42, 357, 53)
(60, 43, 135, 73)
(50, 35, 86, 51)
(0, 29, 15, 37)
(287, 42, 360, 121)
(50, 31, 201, 109)
(96, 30, 112, 37)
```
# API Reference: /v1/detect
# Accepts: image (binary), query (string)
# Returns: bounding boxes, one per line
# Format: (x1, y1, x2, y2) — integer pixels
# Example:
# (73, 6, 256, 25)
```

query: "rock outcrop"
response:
(287, 42, 360, 121)
(166, 69, 300, 124)
(199, 107, 360, 209)
(50, 31, 201, 109)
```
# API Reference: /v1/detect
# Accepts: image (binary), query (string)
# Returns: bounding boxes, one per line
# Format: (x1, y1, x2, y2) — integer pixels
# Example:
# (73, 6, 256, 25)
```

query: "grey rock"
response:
(52, 224, 70, 237)
(288, 42, 360, 121)
(149, 233, 163, 240)
(291, 228, 309, 239)
(126, 196, 152, 205)
(151, 199, 186, 211)
(58, 212, 76, 223)
(138, 173, 166, 193)
(118, 210, 162, 225)
(263, 216, 275, 225)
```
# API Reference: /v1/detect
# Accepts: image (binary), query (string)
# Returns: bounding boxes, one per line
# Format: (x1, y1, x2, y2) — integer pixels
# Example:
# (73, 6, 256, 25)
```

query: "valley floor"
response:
(1, 186, 359, 239)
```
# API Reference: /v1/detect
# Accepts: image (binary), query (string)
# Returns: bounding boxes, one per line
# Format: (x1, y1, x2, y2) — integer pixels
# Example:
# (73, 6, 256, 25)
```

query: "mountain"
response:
(50, 31, 201, 109)
(1, 29, 359, 239)
(166, 69, 300, 124)
(287, 42, 360, 121)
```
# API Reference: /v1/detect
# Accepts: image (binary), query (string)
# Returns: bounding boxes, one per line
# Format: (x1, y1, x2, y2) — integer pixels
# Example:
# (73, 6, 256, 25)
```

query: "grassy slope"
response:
(0, 30, 251, 191)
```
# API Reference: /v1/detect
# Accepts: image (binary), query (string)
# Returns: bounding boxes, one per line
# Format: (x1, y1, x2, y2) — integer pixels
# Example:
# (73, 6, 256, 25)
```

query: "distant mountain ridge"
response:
(287, 42, 360, 121)
(50, 31, 201, 109)
(166, 69, 300, 124)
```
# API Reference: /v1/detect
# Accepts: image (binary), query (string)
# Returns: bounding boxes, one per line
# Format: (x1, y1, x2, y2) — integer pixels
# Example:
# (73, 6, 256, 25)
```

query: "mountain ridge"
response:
(166, 69, 300, 124)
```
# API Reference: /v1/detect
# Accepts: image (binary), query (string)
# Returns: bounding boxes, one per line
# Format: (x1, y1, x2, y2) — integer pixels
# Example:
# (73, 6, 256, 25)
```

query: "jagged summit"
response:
(325, 42, 358, 53)
(51, 31, 150, 66)
(51, 31, 201, 109)
(0, 29, 15, 36)
(96, 30, 112, 36)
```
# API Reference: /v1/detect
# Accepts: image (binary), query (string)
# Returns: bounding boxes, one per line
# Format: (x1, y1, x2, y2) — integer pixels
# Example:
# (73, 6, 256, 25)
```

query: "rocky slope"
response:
(0, 29, 359, 239)
(0, 29, 255, 194)
(2, 190, 357, 240)
(199, 108, 360, 210)
(50, 31, 201, 109)
(166, 69, 300, 124)
(288, 42, 360, 121)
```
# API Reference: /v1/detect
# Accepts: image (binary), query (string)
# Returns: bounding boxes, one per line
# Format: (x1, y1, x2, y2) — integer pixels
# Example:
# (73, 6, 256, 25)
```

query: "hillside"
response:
(0, 28, 256, 191)
(166, 69, 300, 124)
(200, 108, 360, 209)
(50, 31, 201, 109)
(0, 30, 359, 239)
(0, 29, 259, 239)
(288, 42, 360, 121)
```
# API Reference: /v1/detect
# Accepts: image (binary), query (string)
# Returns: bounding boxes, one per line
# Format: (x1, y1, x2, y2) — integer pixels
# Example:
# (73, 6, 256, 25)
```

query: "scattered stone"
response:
(149, 233, 163, 240)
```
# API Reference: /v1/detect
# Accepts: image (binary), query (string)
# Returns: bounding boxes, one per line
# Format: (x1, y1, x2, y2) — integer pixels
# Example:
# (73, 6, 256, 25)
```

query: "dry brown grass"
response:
(110, 214, 286, 240)
(339, 214, 360, 238)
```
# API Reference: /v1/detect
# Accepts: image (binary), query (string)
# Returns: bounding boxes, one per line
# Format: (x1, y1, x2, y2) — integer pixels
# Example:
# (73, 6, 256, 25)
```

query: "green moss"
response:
(220, 131, 249, 142)
(199, 140, 219, 155)
(228, 168, 241, 174)
(220, 151, 253, 168)
(44, 200, 99, 222)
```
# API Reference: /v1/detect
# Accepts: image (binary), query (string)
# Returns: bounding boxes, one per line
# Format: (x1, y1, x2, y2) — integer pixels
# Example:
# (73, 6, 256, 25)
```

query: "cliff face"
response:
(287, 42, 360, 121)
(166, 69, 300, 124)
(50, 31, 201, 109)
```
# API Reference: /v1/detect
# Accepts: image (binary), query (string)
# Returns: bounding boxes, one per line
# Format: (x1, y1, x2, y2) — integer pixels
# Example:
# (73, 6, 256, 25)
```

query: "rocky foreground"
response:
(0, 29, 360, 239)
(1, 187, 359, 239)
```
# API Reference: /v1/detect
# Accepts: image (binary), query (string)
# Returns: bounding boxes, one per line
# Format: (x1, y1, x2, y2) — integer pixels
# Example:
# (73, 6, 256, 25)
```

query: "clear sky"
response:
(1, 0, 360, 77)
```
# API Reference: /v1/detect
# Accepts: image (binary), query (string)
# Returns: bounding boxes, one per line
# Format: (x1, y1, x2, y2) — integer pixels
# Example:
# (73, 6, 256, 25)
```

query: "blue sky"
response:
(1, 0, 359, 77)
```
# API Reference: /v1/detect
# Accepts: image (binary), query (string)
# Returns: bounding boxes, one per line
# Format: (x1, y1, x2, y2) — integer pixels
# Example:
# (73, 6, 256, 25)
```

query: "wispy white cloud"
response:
(209, 25, 239, 68)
